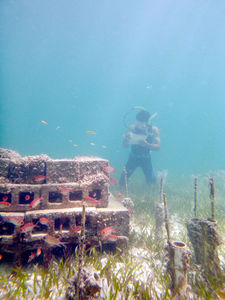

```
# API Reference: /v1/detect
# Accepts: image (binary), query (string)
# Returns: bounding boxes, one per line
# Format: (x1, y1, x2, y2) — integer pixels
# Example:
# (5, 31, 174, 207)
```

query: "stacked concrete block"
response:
(46, 159, 80, 183)
(77, 156, 109, 180)
(0, 212, 25, 241)
(26, 155, 49, 184)
(8, 155, 49, 184)
(0, 184, 42, 212)
(0, 148, 129, 265)
(0, 159, 10, 180)
(8, 158, 28, 184)
(40, 183, 81, 209)
(0, 148, 21, 159)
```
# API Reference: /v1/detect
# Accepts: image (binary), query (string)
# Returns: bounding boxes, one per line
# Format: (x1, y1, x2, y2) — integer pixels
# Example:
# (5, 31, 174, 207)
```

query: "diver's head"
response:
(134, 110, 150, 132)
(136, 110, 150, 123)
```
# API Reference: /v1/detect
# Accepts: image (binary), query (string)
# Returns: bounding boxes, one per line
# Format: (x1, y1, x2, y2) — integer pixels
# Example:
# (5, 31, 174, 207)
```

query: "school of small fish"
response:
(39, 118, 113, 152)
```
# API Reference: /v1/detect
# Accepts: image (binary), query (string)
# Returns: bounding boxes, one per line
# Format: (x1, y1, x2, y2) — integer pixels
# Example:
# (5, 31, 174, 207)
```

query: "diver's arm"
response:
(148, 137, 160, 150)
(149, 126, 160, 151)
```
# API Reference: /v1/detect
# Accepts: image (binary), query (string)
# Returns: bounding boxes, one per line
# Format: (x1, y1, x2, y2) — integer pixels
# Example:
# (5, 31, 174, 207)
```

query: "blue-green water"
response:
(1, 0, 225, 180)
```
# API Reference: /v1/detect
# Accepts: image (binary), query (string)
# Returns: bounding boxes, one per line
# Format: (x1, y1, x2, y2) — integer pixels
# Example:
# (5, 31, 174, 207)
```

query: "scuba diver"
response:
(119, 109, 160, 188)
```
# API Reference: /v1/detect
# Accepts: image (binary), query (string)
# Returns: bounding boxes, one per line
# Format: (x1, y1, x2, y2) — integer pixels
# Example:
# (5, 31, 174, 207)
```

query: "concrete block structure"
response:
(0, 149, 129, 266)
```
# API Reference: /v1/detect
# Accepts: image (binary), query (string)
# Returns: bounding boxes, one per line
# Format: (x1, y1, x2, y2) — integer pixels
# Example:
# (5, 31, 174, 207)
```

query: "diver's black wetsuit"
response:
(119, 124, 156, 187)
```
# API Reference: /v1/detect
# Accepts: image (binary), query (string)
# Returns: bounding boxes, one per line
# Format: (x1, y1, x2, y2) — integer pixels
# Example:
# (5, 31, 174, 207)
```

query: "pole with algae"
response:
(124, 167, 129, 198)
(121, 167, 135, 212)
(163, 192, 171, 245)
(193, 177, 198, 218)
(209, 177, 215, 220)
(76, 203, 86, 300)
(155, 177, 164, 239)
(159, 177, 163, 203)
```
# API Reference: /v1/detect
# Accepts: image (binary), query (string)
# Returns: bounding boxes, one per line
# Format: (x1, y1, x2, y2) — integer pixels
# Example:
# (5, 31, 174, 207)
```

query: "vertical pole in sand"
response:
(77, 203, 86, 300)
(193, 177, 198, 218)
(159, 177, 163, 203)
(163, 192, 171, 245)
(155, 177, 164, 240)
(209, 177, 215, 220)
(124, 167, 129, 198)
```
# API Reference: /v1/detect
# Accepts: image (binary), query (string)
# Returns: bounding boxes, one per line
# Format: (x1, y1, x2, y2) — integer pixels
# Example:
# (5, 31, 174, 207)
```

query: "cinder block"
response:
(8, 155, 49, 184)
(77, 156, 109, 180)
(0, 148, 21, 159)
(26, 155, 49, 184)
(86, 174, 109, 208)
(0, 159, 10, 178)
(8, 158, 28, 184)
(0, 212, 25, 242)
(46, 159, 79, 183)
(96, 210, 130, 237)
(0, 184, 42, 212)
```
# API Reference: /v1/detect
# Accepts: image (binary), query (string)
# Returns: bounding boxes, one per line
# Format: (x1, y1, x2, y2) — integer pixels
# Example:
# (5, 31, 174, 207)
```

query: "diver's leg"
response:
(140, 155, 156, 184)
(119, 154, 138, 188)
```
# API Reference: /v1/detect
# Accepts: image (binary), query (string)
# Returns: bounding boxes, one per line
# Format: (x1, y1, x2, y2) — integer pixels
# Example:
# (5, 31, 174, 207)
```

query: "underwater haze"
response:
(1, 0, 225, 179)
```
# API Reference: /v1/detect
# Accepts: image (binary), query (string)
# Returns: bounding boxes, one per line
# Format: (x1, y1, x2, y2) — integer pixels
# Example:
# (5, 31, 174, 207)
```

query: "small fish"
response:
(90, 142, 95, 146)
(39, 217, 52, 226)
(58, 187, 72, 195)
(102, 145, 107, 149)
(0, 202, 11, 208)
(25, 194, 31, 201)
(84, 196, 100, 204)
(28, 251, 36, 263)
(100, 227, 115, 237)
(20, 223, 37, 233)
(41, 120, 48, 125)
(68, 140, 72, 143)
(0, 254, 3, 260)
(44, 234, 67, 247)
(5, 216, 24, 226)
(2, 195, 9, 201)
(109, 177, 118, 186)
(104, 234, 119, 242)
(86, 130, 96, 134)
(103, 166, 115, 174)
(56, 126, 60, 130)
(71, 225, 82, 233)
(128, 208, 135, 215)
(216, 290, 225, 299)
(73, 144, 78, 147)
(33, 175, 48, 183)
(29, 197, 43, 209)
(36, 248, 42, 257)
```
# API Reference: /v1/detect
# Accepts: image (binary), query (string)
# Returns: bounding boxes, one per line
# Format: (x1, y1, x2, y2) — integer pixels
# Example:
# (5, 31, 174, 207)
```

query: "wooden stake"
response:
(209, 177, 215, 220)
(77, 203, 86, 299)
(124, 167, 129, 198)
(193, 177, 198, 218)
(159, 177, 163, 203)
(163, 192, 171, 244)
